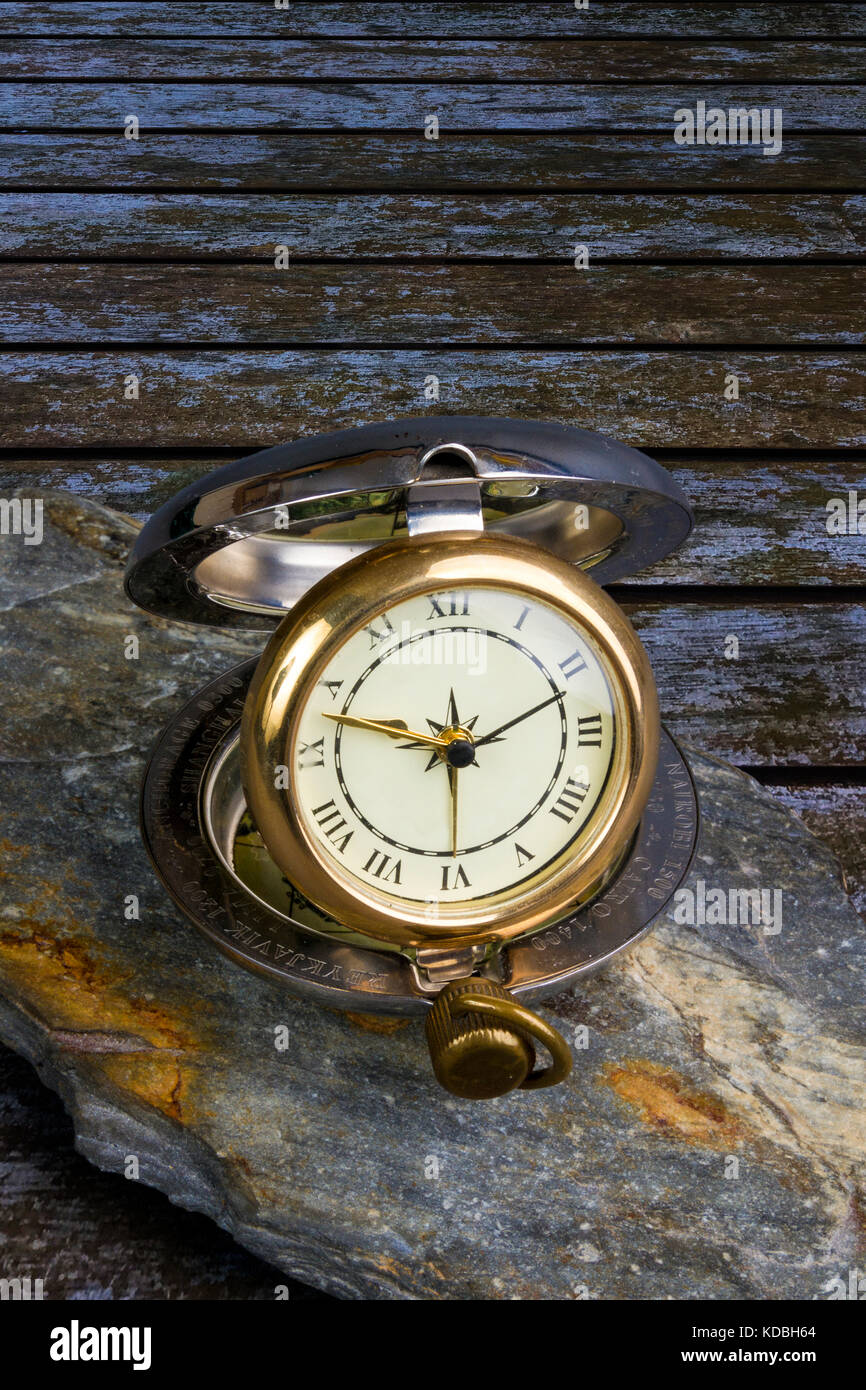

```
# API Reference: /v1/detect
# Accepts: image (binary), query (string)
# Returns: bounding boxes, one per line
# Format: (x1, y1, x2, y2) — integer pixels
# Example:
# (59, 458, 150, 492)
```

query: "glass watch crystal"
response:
(241, 532, 659, 950)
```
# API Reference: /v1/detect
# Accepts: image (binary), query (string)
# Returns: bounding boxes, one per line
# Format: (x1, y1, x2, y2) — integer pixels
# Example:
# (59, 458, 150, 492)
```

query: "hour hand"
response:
(322, 712, 447, 749)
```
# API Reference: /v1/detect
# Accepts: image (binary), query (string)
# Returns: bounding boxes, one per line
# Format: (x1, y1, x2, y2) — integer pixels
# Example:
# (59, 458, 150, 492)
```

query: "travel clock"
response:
(126, 417, 698, 1100)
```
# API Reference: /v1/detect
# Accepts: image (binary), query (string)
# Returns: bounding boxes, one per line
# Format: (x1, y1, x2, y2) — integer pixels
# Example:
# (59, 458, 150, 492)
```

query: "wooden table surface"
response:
(0, 0, 863, 1299)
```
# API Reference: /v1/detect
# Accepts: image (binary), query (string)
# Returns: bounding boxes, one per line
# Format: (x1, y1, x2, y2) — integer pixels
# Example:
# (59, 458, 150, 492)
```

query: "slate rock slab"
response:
(0, 491, 863, 1300)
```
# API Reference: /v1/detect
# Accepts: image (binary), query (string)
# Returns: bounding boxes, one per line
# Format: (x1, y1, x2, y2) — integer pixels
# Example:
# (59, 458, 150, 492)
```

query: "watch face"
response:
(241, 533, 658, 947)
(292, 586, 617, 910)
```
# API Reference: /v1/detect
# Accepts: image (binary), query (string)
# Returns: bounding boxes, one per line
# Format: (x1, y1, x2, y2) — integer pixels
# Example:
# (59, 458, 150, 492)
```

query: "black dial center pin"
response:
(445, 738, 476, 769)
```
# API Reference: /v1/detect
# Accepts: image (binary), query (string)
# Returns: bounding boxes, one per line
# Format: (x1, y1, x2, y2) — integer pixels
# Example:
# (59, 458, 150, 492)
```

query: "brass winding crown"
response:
(425, 978, 573, 1099)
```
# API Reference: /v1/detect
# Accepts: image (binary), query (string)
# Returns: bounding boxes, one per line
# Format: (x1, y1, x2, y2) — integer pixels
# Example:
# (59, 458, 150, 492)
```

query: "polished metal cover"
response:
(125, 416, 692, 628)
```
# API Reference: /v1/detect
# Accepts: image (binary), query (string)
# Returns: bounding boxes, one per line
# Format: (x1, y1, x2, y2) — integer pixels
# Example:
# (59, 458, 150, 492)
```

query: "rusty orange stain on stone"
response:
(0, 921, 198, 1122)
(344, 1011, 409, 1036)
(99, 1053, 187, 1122)
(602, 1058, 747, 1151)
(0, 924, 191, 1049)
(0, 851, 202, 1121)
(0, 837, 31, 879)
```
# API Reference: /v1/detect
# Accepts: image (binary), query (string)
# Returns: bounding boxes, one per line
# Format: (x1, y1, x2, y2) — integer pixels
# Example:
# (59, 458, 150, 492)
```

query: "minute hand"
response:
(473, 690, 566, 748)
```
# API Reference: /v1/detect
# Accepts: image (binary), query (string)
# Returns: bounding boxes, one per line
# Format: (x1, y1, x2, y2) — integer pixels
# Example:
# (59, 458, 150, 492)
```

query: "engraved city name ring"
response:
(128, 416, 698, 1100)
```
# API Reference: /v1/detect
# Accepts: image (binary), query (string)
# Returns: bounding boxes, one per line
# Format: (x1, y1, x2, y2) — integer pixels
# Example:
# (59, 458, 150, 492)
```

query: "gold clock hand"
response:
(448, 765, 459, 858)
(322, 712, 448, 749)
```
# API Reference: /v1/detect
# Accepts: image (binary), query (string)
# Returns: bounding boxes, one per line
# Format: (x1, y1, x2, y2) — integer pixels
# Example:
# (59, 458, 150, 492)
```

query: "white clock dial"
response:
(292, 584, 618, 909)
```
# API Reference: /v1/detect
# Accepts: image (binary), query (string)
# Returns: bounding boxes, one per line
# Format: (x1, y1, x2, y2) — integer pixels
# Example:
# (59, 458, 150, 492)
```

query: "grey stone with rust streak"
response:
(0, 492, 862, 1300)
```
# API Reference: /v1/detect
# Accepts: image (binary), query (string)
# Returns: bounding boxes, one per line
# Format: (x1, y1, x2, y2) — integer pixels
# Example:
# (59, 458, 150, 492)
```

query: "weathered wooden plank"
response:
(2, 451, 864, 587)
(626, 601, 866, 765)
(2, 4, 865, 41)
(4, 83, 864, 131)
(3, 38, 863, 82)
(650, 455, 866, 585)
(2, 133, 863, 190)
(0, 351, 862, 448)
(2, 263, 861, 345)
(768, 783, 866, 914)
(2, 192, 863, 260)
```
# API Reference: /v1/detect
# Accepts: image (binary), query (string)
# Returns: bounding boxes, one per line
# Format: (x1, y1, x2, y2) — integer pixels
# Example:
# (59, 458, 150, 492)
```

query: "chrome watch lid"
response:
(124, 416, 692, 628)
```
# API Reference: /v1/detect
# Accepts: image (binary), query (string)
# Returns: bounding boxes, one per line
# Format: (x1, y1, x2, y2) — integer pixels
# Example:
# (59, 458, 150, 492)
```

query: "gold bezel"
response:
(240, 532, 659, 949)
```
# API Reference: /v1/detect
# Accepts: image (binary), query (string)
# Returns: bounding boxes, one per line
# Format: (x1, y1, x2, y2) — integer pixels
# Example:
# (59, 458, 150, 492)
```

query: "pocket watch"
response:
(126, 417, 698, 1100)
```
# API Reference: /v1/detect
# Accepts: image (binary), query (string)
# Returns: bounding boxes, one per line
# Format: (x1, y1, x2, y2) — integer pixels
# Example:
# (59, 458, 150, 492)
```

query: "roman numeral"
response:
(576, 714, 603, 747)
(362, 849, 402, 884)
(440, 863, 471, 891)
(427, 590, 470, 619)
(364, 613, 395, 647)
(318, 679, 343, 701)
(559, 648, 588, 680)
(550, 776, 590, 824)
(297, 737, 325, 769)
(514, 604, 530, 631)
(514, 842, 535, 867)
(311, 800, 354, 853)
